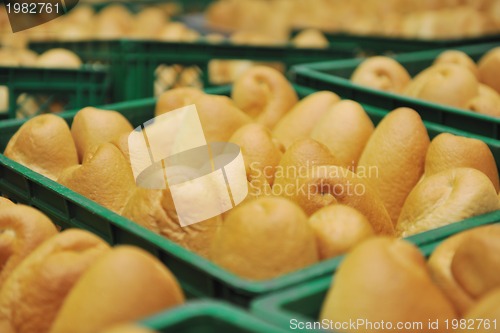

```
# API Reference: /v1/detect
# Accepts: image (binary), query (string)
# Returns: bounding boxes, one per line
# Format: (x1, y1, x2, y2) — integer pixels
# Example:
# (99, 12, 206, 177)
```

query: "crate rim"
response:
(141, 299, 290, 332)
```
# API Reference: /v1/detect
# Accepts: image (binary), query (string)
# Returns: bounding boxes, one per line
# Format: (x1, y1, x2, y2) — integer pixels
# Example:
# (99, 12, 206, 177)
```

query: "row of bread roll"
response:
(0, 48, 82, 68)
(352, 47, 500, 117)
(205, 0, 500, 38)
(0, 198, 183, 333)
(320, 224, 500, 333)
(4, 66, 500, 281)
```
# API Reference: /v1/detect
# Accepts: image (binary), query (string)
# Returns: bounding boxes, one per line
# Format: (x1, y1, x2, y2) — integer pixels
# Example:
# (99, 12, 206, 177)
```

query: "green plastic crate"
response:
(28, 39, 357, 102)
(320, 32, 500, 55)
(250, 224, 498, 333)
(291, 42, 500, 140)
(0, 65, 110, 119)
(1, 85, 500, 307)
(141, 300, 288, 333)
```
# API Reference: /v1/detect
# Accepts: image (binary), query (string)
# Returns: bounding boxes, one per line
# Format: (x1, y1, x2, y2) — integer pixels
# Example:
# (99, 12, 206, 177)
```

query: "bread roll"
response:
(58, 143, 136, 214)
(36, 49, 82, 69)
(311, 100, 375, 169)
(0, 229, 110, 333)
(272, 138, 338, 202)
(466, 84, 500, 117)
(273, 91, 340, 148)
(434, 50, 479, 78)
(121, 187, 221, 258)
(428, 230, 477, 316)
(404, 63, 479, 109)
(0, 198, 13, 209)
(397, 168, 500, 237)
(309, 204, 374, 260)
(284, 165, 394, 236)
(351, 56, 411, 93)
(451, 225, 500, 298)
(210, 197, 318, 280)
(478, 47, 500, 94)
(424, 133, 500, 192)
(155, 87, 204, 116)
(229, 123, 284, 187)
(292, 29, 329, 48)
(459, 289, 500, 333)
(232, 66, 298, 129)
(358, 107, 430, 225)
(190, 94, 252, 142)
(49, 246, 185, 333)
(71, 107, 133, 162)
(0, 205, 57, 288)
(320, 238, 457, 333)
(4, 114, 79, 181)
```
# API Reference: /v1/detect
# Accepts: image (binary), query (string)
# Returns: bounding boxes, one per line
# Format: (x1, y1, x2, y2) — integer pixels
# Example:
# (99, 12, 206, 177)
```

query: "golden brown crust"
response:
(57, 143, 136, 214)
(210, 197, 318, 280)
(71, 107, 134, 162)
(232, 66, 298, 129)
(320, 238, 457, 333)
(0, 229, 110, 333)
(4, 114, 79, 181)
(49, 246, 185, 333)
(273, 91, 340, 149)
(0, 205, 58, 288)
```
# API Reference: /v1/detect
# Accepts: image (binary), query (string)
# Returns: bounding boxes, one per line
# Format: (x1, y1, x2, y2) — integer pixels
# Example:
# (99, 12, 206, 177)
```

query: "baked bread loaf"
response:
(397, 168, 500, 236)
(0, 229, 110, 333)
(358, 107, 430, 225)
(229, 123, 284, 187)
(351, 56, 411, 93)
(4, 114, 79, 181)
(49, 246, 185, 333)
(404, 63, 479, 109)
(286, 165, 394, 236)
(478, 47, 500, 94)
(433, 50, 479, 78)
(311, 100, 374, 169)
(210, 197, 318, 280)
(71, 107, 134, 161)
(273, 91, 340, 148)
(424, 133, 500, 192)
(58, 143, 136, 214)
(0, 204, 58, 288)
(232, 66, 298, 129)
(451, 225, 500, 298)
(320, 238, 457, 333)
(309, 204, 374, 260)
